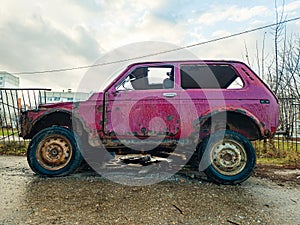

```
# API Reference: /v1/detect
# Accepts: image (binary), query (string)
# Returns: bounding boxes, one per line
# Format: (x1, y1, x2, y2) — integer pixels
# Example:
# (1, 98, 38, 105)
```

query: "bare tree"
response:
(272, 0, 287, 95)
(243, 0, 300, 138)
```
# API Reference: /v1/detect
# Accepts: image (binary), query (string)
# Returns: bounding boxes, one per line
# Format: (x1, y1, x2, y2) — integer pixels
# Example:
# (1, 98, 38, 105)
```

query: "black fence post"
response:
(0, 88, 51, 155)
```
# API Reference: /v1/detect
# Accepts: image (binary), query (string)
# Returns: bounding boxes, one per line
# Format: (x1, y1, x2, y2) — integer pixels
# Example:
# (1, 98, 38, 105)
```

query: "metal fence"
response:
(253, 98, 300, 160)
(252, 135, 300, 160)
(0, 88, 50, 155)
(0, 89, 299, 159)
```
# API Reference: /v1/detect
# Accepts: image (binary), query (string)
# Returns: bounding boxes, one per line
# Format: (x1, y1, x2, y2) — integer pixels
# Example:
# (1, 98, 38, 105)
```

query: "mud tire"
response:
(198, 130, 256, 184)
(27, 126, 83, 176)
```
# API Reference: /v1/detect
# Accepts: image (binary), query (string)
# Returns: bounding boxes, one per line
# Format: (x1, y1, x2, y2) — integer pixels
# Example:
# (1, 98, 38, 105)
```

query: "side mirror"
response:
(109, 90, 120, 96)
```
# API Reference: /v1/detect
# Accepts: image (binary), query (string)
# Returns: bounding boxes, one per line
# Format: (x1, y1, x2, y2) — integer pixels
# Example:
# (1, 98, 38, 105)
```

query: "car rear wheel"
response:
(198, 130, 256, 184)
(27, 126, 83, 176)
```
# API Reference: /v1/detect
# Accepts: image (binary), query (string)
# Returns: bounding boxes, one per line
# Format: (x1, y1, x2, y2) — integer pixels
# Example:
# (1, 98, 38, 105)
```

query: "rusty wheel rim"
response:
(210, 139, 247, 176)
(36, 134, 73, 171)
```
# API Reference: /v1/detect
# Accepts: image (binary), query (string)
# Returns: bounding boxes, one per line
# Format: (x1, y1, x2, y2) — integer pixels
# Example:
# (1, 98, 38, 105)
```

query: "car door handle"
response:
(163, 93, 177, 98)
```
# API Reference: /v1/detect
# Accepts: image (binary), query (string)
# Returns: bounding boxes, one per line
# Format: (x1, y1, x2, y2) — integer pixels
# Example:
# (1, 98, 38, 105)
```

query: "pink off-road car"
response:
(20, 60, 279, 184)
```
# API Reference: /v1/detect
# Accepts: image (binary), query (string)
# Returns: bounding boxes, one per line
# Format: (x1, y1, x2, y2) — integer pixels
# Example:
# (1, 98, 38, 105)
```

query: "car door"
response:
(179, 62, 246, 138)
(104, 64, 182, 144)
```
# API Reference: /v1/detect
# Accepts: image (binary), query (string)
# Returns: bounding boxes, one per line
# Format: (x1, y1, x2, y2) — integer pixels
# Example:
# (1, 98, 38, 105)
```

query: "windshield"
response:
(77, 64, 128, 94)
(99, 65, 128, 91)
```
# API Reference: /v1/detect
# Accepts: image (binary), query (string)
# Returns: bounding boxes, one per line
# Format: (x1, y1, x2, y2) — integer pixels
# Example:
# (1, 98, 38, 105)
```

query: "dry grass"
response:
(253, 139, 300, 165)
(0, 141, 28, 156)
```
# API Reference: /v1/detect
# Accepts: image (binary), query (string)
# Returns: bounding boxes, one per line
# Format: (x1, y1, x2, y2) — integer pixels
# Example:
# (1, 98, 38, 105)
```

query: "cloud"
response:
(0, 0, 299, 91)
(280, 1, 300, 13)
(68, 0, 103, 12)
(0, 13, 102, 90)
(0, 1, 106, 90)
(212, 30, 232, 38)
(0, 0, 177, 90)
(198, 5, 270, 25)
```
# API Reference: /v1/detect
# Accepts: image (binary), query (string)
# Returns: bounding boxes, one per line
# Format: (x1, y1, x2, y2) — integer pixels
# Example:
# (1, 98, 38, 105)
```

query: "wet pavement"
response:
(0, 156, 299, 225)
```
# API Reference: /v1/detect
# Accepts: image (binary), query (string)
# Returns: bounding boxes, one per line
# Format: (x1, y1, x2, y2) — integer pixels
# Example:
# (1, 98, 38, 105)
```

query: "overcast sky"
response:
(0, 0, 300, 91)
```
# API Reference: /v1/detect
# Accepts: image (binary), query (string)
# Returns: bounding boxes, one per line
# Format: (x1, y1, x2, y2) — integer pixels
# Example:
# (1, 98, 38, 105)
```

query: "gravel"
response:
(0, 156, 299, 225)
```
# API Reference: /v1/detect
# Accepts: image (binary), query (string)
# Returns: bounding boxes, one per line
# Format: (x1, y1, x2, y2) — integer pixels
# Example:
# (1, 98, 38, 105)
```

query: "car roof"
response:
(128, 60, 245, 67)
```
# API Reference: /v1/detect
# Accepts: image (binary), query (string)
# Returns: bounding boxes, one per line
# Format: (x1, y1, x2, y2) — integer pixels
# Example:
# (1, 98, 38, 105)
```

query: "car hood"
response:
(38, 92, 104, 110)
(38, 101, 75, 110)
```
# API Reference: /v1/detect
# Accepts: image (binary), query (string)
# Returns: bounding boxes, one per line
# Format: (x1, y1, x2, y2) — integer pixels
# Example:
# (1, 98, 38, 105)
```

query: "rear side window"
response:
(180, 64, 244, 89)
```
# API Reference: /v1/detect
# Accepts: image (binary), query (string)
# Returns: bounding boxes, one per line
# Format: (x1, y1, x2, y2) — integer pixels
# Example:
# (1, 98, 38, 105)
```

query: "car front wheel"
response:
(27, 126, 83, 176)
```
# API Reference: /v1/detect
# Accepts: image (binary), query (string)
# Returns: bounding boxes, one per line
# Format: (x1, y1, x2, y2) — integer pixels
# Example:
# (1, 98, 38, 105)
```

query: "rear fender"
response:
(194, 107, 264, 140)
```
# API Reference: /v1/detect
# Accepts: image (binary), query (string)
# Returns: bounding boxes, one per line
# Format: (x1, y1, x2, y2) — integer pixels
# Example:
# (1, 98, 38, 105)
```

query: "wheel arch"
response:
(196, 108, 264, 141)
(28, 109, 81, 138)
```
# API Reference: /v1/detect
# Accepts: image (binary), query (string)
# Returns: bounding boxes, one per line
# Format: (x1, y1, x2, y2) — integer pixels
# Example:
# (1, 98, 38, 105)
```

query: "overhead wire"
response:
(12, 16, 300, 75)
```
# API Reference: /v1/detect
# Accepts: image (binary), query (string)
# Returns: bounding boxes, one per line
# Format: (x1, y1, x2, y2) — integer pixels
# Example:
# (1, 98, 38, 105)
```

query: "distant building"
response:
(0, 71, 19, 88)
(0, 72, 20, 128)
(43, 89, 91, 104)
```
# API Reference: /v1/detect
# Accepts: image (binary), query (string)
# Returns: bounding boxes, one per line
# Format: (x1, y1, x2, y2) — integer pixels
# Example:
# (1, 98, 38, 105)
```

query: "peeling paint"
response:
(167, 115, 173, 121)
(20, 60, 279, 150)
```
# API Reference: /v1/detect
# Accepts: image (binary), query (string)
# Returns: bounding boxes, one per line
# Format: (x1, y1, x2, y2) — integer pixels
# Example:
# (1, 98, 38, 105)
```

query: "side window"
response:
(116, 66, 174, 91)
(227, 77, 244, 89)
(147, 67, 174, 89)
(180, 65, 244, 89)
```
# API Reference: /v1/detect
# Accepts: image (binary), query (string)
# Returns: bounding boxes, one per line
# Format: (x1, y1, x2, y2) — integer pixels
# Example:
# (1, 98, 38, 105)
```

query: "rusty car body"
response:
(20, 60, 279, 184)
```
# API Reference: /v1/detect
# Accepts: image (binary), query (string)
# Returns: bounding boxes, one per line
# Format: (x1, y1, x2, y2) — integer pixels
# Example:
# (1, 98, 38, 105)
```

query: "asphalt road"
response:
(0, 156, 299, 225)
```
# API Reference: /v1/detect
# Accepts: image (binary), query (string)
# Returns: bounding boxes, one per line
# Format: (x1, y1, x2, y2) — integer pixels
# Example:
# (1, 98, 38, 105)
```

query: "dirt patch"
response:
(1, 156, 300, 225)
(254, 163, 300, 186)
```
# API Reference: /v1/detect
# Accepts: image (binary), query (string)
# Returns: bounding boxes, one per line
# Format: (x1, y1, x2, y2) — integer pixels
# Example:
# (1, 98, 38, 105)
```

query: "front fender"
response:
(21, 109, 72, 139)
